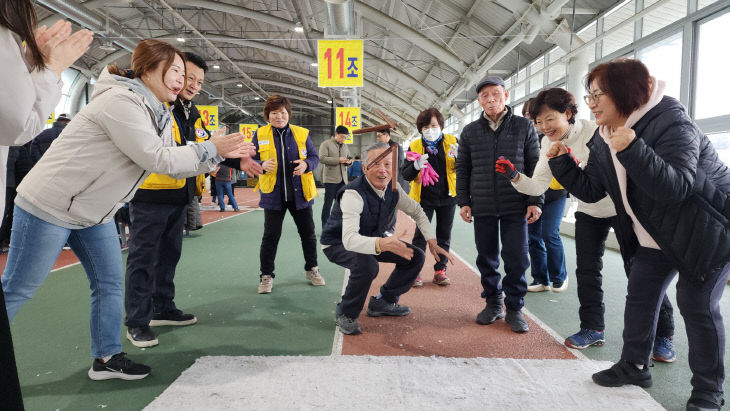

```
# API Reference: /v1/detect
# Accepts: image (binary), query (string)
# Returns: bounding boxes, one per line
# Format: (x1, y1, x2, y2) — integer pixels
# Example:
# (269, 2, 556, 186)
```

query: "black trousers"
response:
(574, 212, 673, 336)
(321, 182, 344, 227)
(125, 202, 187, 327)
(622, 247, 729, 396)
(0, 287, 24, 410)
(260, 202, 317, 276)
(324, 242, 424, 319)
(412, 203, 455, 272)
(473, 213, 530, 311)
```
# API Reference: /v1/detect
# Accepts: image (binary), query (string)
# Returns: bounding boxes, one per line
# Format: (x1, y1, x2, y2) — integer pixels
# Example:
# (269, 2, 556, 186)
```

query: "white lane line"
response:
(330, 268, 350, 356)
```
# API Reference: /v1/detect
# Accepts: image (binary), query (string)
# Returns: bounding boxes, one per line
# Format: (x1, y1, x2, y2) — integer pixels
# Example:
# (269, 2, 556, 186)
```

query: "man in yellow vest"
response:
(402, 108, 458, 287)
(124, 53, 211, 348)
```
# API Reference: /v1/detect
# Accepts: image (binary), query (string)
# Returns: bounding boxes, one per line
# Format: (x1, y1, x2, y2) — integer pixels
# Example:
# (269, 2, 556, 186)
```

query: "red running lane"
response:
(341, 212, 577, 359)
(0, 187, 259, 274)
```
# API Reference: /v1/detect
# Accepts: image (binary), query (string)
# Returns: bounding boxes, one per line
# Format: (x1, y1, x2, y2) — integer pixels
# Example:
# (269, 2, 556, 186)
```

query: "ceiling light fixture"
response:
(236, 83, 243, 87)
(311, 62, 318, 67)
(176, 37, 185, 43)
(294, 22, 304, 33)
(213, 64, 220, 70)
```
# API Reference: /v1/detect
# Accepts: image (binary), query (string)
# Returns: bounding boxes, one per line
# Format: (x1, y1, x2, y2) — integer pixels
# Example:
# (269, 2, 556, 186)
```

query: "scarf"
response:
(424, 135, 442, 155)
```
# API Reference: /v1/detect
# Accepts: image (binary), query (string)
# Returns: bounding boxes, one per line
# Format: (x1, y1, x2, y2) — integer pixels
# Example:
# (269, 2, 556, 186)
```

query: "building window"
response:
(637, 31, 682, 99)
(694, 10, 730, 120)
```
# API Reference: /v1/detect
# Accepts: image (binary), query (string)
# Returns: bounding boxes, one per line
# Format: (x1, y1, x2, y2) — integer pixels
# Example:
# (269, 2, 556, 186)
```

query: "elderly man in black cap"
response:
(455, 76, 542, 333)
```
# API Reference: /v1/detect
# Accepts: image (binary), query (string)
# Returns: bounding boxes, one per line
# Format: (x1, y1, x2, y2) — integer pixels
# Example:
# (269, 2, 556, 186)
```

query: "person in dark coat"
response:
(548, 59, 730, 410)
(247, 95, 323, 294)
(29, 113, 70, 163)
(455, 76, 543, 334)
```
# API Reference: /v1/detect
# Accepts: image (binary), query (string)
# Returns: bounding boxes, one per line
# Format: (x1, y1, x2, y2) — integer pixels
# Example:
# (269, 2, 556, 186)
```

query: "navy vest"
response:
(320, 176, 399, 246)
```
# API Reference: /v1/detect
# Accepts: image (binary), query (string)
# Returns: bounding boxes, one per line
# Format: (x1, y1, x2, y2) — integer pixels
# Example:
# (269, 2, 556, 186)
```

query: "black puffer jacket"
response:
(549, 96, 730, 282)
(455, 106, 542, 216)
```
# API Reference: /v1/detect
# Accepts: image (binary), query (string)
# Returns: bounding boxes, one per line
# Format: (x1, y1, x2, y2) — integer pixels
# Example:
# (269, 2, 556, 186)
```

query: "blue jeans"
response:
(2, 206, 123, 358)
(528, 196, 567, 285)
(215, 181, 239, 211)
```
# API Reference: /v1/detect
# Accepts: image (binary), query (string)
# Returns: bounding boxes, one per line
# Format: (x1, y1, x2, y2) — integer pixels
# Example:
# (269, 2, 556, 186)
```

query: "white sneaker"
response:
(258, 274, 274, 293)
(305, 266, 325, 286)
(552, 277, 569, 293)
(527, 281, 551, 292)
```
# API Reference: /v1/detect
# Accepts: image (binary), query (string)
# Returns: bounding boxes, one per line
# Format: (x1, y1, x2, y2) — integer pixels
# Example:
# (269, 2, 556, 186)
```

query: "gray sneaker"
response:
(505, 309, 529, 333)
(366, 296, 411, 317)
(335, 312, 362, 335)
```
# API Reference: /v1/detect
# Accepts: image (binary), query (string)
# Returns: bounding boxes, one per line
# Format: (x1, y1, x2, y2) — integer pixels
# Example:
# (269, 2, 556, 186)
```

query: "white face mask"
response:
(422, 127, 441, 142)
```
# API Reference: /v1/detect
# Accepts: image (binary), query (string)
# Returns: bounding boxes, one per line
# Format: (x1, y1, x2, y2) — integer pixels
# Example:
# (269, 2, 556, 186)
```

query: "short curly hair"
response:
(529, 88, 578, 124)
(263, 95, 292, 119)
(415, 108, 444, 132)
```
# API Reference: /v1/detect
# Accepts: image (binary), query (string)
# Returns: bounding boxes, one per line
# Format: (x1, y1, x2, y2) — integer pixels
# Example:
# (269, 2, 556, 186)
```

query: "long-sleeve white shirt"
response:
(511, 119, 616, 219)
(0, 26, 63, 217)
(335, 178, 436, 254)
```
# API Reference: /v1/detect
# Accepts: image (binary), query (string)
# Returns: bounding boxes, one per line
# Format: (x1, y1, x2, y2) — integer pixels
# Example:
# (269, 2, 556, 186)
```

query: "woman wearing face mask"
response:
(498, 88, 676, 357)
(402, 108, 458, 287)
(1, 39, 250, 381)
(548, 59, 729, 410)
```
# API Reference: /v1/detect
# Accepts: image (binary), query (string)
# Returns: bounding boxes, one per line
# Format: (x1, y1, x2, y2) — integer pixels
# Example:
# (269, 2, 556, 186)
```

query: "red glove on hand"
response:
(566, 147, 580, 166)
(495, 156, 518, 179)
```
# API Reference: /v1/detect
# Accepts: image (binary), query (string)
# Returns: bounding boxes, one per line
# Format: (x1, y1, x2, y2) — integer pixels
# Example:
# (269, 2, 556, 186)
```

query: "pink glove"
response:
(419, 163, 439, 186)
(406, 151, 421, 162)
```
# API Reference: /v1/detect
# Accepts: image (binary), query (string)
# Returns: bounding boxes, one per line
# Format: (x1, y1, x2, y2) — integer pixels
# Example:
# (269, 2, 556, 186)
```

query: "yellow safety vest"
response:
(255, 124, 318, 202)
(139, 108, 210, 192)
(408, 133, 457, 203)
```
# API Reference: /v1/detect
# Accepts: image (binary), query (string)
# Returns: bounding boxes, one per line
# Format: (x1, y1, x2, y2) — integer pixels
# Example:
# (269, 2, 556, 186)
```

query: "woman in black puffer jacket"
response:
(549, 58, 730, 411)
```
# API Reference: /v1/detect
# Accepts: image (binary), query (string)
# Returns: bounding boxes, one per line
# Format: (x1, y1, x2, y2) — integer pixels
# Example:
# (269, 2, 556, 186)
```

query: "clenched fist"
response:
(608, 126, 635, 152)
(546, 141, 568, 159)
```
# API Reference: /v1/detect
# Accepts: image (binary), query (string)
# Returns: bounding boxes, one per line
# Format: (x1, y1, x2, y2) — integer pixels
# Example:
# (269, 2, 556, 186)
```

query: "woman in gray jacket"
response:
(1, 2, 92, 407)
(1, 39, 251, 381)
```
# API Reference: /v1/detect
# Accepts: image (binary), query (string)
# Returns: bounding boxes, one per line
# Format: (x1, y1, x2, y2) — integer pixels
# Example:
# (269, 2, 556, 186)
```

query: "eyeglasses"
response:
(583, 91, 605, 104)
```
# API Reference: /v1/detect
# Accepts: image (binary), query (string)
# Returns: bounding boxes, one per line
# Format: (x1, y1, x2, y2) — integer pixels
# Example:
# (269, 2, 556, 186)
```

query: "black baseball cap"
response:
(475, 76, 506, 94)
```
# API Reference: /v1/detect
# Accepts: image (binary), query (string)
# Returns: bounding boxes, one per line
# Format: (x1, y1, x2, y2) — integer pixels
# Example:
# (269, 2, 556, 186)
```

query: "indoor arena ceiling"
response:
(34, 0, 628, 137)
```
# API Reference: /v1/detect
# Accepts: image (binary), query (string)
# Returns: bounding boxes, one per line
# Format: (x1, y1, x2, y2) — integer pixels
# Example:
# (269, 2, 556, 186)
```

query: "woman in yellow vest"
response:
(402, 108, 458, 287)
(252, 95, 323, 294)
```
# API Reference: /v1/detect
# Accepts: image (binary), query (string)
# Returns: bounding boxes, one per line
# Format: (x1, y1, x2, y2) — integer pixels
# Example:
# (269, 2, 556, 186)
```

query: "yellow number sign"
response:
(46, 112, 55, 125)
(336, 107, 360, 144)
(197, 105, 219, 131)
(239, 124, 259, 142)
(318, 40, 363, 88)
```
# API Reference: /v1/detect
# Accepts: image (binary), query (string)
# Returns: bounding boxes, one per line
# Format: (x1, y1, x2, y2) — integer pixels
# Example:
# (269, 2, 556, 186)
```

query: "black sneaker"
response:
(476, 300, 504, 325)
(592, 359, 652, 388)
(88, 352, 151, 380)
(505, 309, 529, 333)
(365, 296, 410, 317)
(686, 391, 724, 411)
(149, 309, 197, 326)
(126, 326, 158, 348)
(335, 312, 362, 335)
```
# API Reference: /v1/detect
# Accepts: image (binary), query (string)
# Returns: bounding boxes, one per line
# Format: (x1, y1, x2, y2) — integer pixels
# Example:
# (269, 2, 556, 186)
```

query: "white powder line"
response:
(330, 268, 350, 356)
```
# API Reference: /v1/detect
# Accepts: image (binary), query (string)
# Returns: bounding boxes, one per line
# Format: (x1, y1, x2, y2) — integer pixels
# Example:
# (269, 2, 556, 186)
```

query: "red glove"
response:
(566, 147, 580, 166)
(495, 156, 518, 179)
